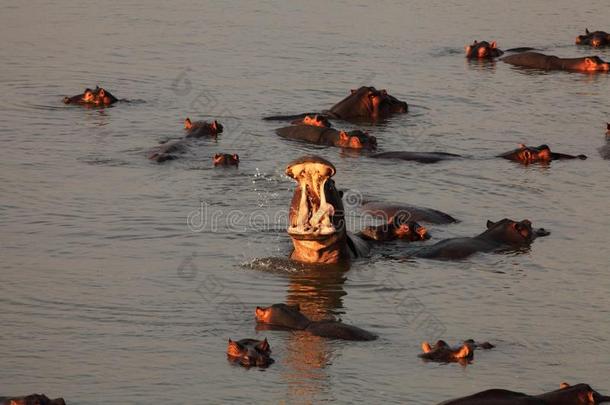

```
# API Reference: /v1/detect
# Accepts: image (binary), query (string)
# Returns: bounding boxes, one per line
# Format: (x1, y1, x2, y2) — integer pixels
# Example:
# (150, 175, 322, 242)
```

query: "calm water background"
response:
(1, 1, 609, 404)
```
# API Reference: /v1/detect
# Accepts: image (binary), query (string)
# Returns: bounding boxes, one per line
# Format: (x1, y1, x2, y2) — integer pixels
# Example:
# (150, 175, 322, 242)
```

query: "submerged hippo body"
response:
(0, 394, 66, 405)
(498, 144, 587, 164)
(465, 40, 535, 59)
(358, 212, 430, 242)
(264, 86, 408, 122)
(286, 156, 370, 265)
(362, 201, 458, 225)
(438, 383, 610, 405)
(419, 339, 494, 364)
(576, 29, 610, 48)
(502, 52, 610, 72)
(276, 125, 377, 150)
(226, 338, 273, 368)
(370, 151, 461, 164)
(413, 218, 549, 260)
(255, 303, 377, 341)
(147, 139, 188, 163)
(63, 86, 118, 106)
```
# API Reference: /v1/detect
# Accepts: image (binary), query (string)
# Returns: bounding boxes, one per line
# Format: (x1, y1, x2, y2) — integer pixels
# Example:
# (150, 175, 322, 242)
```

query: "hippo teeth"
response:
(289, 174, 336, 236)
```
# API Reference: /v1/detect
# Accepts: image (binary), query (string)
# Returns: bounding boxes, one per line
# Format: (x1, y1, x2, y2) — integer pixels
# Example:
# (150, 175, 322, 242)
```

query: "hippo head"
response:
(581, 56, 610, 72)
(227, 338, 273, 368)
(336, 130, 377, 150)
(420, 340, 473, 363)
(590, 32, 610, 48)
(255, 303, 310, 330)
(213, 153, 239, 167)
(465, 40, 504, 59)
(537, 383, 610, 404)
(292, 115, 332, 128)
(484, 218, 549, 245)
(184, 118, 224, 135)
(512, 144, 553, 164)
(3, 394, 66, 405)
(63, 86, 116, 106)
(286, 155, 349, 264)
(93, 87, 117, 106)
(331, 86, 408, 120)
(392, 213, 430, 241)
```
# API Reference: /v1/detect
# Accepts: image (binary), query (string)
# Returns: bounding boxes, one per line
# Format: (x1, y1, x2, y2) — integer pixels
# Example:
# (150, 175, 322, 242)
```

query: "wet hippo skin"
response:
(264, 86, 408, 122)
(255, 303, 377, 341)
(63, 86, 118, 106)
(498, 144, 587, 164)
(361, 201, 458, 225)
(465, 40, 535, 59)
(437, 383, 610, 405)
(276, 125, 377, 150)
(413, 218, 549, 260)
(226, 338, 273, 368)
(0, 394, 66, 405)
(358, 212, 430, 242)
(370, 151, 461, 164)
(502, 52, 610, 72)
(576, 29, 610, 47)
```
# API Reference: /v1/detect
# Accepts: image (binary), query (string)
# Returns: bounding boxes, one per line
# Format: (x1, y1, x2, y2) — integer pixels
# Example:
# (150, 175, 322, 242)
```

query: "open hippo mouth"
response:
(286, 156, 341, 241)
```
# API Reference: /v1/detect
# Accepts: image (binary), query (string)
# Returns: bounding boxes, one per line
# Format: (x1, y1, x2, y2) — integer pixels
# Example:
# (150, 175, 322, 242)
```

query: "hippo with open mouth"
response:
(63, 86, 118, 106)
(498, 144, 587, 164)
(437, 383, 610, 405)
(413, 218, 550, 260)
(285, 155, 369, 265)
(264, 86, 408, 123)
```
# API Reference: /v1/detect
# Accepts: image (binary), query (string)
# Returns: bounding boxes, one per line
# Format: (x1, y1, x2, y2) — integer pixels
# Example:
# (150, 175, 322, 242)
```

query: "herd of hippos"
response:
(6, 30, 609, 405)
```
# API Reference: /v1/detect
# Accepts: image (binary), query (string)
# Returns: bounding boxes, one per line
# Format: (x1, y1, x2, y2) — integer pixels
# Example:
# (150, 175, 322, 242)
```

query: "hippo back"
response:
(437, 389, 543, 405)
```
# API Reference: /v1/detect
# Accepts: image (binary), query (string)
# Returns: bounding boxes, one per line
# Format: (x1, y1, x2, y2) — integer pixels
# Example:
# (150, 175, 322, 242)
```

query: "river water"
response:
(1, 1, 609, 404)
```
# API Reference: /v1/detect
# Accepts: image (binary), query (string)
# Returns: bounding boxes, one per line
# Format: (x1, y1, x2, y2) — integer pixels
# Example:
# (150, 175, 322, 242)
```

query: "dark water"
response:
(1, 1, 609, 404)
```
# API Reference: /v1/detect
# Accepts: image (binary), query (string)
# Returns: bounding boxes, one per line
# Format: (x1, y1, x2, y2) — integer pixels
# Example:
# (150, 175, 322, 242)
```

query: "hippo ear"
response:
(232, 154, 239, 161)
(607, 123, 610, 130)
(256, 338, 270, 353)
(98, 88, 106, 97)
(518, 143, 526, 149)
(421, 341, 432, 353)
(455, 344, 471, 359)
(491, 41, 497, 49)
(339, 131, 349, 142)
(486, 220, 495, 228)
(184, 118, 192, 129)
(227, 339, 243, 356)
(560, 382, 570, 389)
(214, 153, 221, 159)
(211, 121, 218, 131)
(586, 28, 590, 35)
(351, 89, 356, 95)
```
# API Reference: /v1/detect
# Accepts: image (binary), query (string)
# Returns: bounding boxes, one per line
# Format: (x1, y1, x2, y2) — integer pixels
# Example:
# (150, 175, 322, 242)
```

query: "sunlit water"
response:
(1, 1, 609, 404)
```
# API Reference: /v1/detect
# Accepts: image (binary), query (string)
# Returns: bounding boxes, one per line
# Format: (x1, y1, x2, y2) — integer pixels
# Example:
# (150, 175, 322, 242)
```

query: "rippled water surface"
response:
(1, 1, 610, 404)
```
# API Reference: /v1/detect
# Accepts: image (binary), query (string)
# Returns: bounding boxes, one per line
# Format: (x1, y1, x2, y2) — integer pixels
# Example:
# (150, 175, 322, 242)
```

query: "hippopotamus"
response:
(63, 86, 118, 106)
(576, 29, 610, 48)
(413, 218, 550, 260)
(419, 339, 494, 364)
(147, 139, 188, 163)
(184, 118, 223, 137)
(0, 394, 66, 405)
(465, 40, 535, 59)
(437, 383, 610, 405)
(286, 155, 370, 264)
(213, 153, 239, 167)
(291, 114, 332, 128)
(264, 86, 408, 122)
(599, 124, 610, 159)
(277, 125, 377, 150)
(370, 151, 461, 164)
(226, 338, 273, 368)
(502, 52, 610, 72)
(361, 201, 458, 225)
(498, 144, 587, 164)
(255, 303, 377, 341)
(358, 212, 430, 242)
